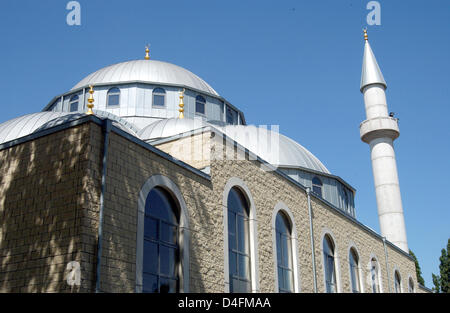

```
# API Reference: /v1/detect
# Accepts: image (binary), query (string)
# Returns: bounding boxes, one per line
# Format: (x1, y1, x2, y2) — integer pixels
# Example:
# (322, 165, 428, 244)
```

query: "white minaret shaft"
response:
(359, 31, 409, 252)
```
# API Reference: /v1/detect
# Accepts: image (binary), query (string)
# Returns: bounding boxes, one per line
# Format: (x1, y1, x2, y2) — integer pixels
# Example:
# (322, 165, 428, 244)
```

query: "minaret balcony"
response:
(360, 117, 400, 143)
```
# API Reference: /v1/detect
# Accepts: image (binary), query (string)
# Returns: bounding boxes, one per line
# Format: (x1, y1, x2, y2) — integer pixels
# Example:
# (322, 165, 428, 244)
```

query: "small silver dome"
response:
(139, 118, 330, 174)
(72, 59, 219, 96)
(0, 111, 138, 145)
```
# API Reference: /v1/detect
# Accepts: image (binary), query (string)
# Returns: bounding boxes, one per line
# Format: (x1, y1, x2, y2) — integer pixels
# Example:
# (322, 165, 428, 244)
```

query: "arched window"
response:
(349, 248, 361, 293)
(323, 235, 337, 293)
(107, 87, 120, 107)
(394, 271, 402, 293)
(195, 95, 206, 114)
(312, 177, 323, 198)
(143, 187, 179, 293)
(69, 95, 79, 112)
(228, 187, 251, 293)
(408, 277, 414, 293)
(275, 212, 294, 293)
(370, 258, 381, 293)
(153, 88, 166, 107)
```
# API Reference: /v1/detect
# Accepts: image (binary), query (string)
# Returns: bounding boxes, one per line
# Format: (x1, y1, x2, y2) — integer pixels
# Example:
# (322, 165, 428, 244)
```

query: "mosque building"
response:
(0, 33, 429, 293)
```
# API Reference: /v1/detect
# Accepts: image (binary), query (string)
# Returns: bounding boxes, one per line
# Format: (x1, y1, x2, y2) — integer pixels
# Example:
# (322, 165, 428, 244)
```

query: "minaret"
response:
(359, 30, 408, 252)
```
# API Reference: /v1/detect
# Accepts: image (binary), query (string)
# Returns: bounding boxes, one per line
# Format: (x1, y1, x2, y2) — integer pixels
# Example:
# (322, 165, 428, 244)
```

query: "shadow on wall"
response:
(0, 124, 101, 292)
(97, 129, 217, 292)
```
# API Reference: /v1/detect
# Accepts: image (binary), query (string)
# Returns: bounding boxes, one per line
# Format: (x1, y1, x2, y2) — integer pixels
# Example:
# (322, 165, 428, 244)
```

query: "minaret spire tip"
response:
(363, 28, 368, 42)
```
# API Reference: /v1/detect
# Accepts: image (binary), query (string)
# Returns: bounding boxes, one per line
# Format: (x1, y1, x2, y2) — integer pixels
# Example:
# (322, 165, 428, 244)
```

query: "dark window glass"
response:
(349, 248, 360, 293)
(228, 187, 251, 293)
(153, 88, 166, 107)
(226, 107, 237, 124)
(408, 278, 414, 293)
(394, 272, 401, 293)
(107, 87, 120, 107)
(195, 95, 206, 114)
(323, 235, 336, 293)
(69, 95, 79, 112)
(275, 212, 294, 293)
(312, 177, 323, 198)
(143, 187, 179, 293)
(371, 259, 380, 293)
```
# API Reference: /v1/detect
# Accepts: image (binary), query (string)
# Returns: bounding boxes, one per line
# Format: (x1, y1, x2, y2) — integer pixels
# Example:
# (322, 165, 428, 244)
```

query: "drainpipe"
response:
(95, 119, 112, 293)
(382, 237, 392, 293)
(306, 188, 318, 293)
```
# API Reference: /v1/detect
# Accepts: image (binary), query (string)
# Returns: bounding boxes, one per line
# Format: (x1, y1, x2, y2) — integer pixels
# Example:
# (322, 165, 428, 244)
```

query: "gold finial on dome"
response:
(178, 88, 185, 119)
(145, 45, 150, 60)
(363, 28, 368, 41)
(86, 85, 95, 115)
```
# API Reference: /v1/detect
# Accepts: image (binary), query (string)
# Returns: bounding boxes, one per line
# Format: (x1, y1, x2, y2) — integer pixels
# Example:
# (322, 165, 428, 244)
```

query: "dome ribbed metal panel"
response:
(72, 60, 219, 96)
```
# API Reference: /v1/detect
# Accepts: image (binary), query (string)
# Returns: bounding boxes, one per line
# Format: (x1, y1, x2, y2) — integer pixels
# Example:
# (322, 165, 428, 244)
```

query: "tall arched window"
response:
(408, 277, 414, 293)
(228, 187, 251, 293)
(153, 88, 166, 107)
(275, 212, 294, 293)
(323, 235, 337, 293)
(143, 187, 179, 293)
(370, 258, 381, 293)
(349, 248, 361, 293)
(195, 95, 206, 114)
(312, 177, 323, 197)
(69, 95, 79, 112)
(107, 87, 120, 107)
(394, 271, 402, 293)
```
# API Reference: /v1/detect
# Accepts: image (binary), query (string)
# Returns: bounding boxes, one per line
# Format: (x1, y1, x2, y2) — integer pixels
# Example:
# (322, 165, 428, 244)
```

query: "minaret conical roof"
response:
(360, 39, 387, 92)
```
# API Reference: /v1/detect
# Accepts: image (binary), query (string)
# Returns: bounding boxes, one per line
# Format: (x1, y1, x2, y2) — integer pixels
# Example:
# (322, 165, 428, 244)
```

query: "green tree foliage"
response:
(409, 249, 425, 286)
(431, 238, 450, 293)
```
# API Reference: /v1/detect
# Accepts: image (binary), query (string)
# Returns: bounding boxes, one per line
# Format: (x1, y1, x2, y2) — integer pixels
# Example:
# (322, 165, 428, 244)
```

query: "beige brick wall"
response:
(0, 120, 421, 293)
(0, 123, 101, 292)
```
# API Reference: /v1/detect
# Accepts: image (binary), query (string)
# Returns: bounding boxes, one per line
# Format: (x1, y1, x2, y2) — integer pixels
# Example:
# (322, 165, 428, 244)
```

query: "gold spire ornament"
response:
(363, 28, 368, 41)
(178, 88, 185, 119)
(86, 85, 95, 115)
(145, 45, 150, 60)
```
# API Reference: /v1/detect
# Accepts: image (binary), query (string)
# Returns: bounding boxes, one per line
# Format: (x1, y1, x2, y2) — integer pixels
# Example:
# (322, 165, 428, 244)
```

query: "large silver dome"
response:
(72, 59, 219, 96)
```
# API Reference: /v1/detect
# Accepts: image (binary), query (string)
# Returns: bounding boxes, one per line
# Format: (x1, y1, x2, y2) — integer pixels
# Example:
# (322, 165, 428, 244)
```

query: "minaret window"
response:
(153, 88, 166, 107)
(394, 271, 402, 293)
(143, 187, 180, 293)
(227, 187, 251, 293)
(349, 248, 361, 293)
(323, 235, 337, 293)
(69, 95, 79, 112)
(195, 95, 206, 115)
(312, 177, 323, 197)
(275, 211, 294, 293)
(107, 87, 120, 107)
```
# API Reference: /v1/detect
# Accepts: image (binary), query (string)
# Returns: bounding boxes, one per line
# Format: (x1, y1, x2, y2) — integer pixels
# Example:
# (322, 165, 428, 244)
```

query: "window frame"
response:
(275, 211, 294, 293)
(349, 247, 361, 293)
(107, 87, 121, 107)
(195, 95, 206, 115)
(222, 177, 259, 293)
(323, 234, 337, 293)
(394, 270, 402, 293)
(69, 94, 79, 112)
(370, 257, 382, 293)
(142, 187, 180, 293)
(136, 175, 190, 293)
(152, 87, 166, 108)
(312, 177, 323, 198)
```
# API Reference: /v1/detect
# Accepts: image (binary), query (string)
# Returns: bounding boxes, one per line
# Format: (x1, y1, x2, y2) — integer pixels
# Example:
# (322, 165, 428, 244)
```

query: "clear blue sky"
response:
(0, 0, 448, 289)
